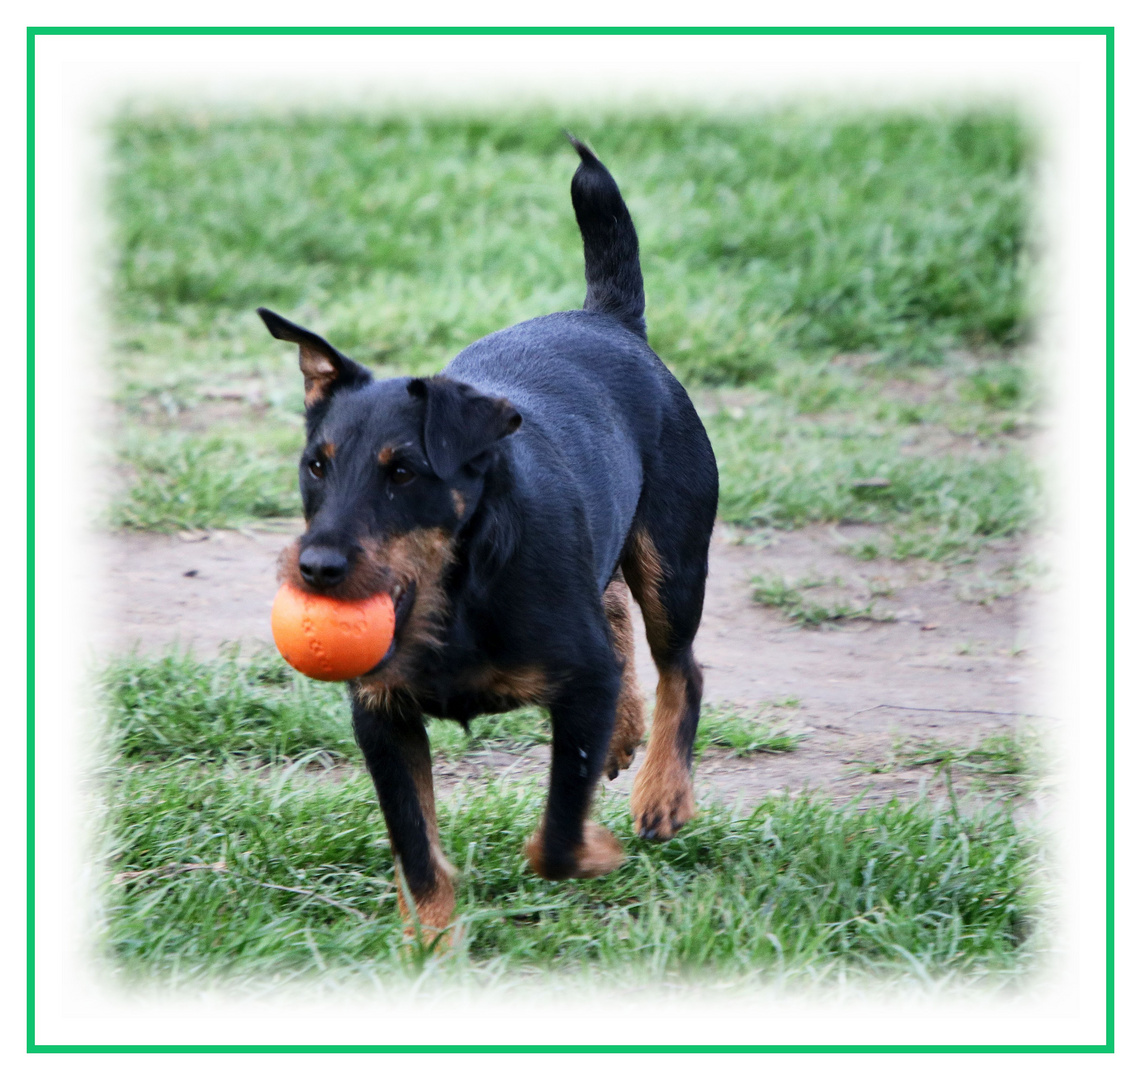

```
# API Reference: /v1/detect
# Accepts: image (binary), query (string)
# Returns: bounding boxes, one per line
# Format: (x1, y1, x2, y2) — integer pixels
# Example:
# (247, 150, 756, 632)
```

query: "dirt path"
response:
(93, 522, 1042, 808)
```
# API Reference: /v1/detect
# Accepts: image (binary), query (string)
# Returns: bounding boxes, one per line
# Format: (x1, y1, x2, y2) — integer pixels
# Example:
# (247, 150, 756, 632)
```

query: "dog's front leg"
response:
(350, 690, 455, 940)
(525, 664, 625, 880)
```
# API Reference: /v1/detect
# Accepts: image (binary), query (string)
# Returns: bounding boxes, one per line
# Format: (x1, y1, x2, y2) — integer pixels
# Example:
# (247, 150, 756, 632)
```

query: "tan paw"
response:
(631, 766, 696, 840)
(525, 820, 626, 880)
(395, 864, 456, 949)
(605, 739, 639, 780)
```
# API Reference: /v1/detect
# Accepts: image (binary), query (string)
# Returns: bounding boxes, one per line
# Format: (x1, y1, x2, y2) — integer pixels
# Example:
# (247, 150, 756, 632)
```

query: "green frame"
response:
(25, 23, 1115, 1054)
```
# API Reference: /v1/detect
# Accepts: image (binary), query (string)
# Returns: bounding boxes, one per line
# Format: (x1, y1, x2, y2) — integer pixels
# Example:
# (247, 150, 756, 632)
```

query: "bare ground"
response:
(93, 521, 1045, 810)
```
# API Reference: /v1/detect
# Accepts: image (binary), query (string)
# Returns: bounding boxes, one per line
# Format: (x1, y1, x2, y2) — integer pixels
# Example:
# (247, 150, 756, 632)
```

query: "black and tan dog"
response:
(258, 137, 718, 936)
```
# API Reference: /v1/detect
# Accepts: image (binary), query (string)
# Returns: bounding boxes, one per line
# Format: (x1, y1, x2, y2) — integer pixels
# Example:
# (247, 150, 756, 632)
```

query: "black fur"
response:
(259, 136, 718, 900)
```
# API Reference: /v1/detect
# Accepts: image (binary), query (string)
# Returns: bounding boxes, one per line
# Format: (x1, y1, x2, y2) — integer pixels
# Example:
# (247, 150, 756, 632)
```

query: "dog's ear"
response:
(408, 377, 522, 479)
(257, 308, 372, 407)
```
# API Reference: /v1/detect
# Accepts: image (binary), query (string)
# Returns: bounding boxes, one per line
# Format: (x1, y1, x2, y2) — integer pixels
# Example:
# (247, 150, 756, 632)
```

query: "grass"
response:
(101, 649, 551, 764)
(111, 433, 302, 530)
(104, 108, 1041, 561)
(849, 731, 1043, 799)
(694, 703, 803, 757)
(100, 764, 1039, 991)
(710, 379, 1042, 562)
(94, 652, 1044, 990)
(751, 573, 896, 628)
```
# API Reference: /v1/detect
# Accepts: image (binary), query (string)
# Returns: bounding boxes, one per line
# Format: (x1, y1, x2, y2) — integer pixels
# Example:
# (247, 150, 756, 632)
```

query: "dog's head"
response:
(258, 308, 521, 673)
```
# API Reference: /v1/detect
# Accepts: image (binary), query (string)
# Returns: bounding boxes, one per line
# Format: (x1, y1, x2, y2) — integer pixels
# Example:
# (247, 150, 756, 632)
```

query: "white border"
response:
(18, 12, 1123, 1061)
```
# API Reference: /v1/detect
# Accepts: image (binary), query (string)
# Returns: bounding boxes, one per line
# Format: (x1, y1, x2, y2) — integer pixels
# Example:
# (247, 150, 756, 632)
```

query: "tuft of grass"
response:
(695, 703, 803, 757)
(112, 434, 301, 531)
(953, 558, 1046, 605)
(850, 731, 1043, 798)
(751, 573, 895, 628)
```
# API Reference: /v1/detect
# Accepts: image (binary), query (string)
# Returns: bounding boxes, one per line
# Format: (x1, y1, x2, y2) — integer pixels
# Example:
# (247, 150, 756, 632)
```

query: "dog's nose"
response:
(298, 546, 349, 588)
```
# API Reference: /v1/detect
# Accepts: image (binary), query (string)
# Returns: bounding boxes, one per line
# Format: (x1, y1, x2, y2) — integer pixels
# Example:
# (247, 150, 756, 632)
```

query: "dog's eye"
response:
(307, 459, 326, 480)
(390, 465, 415, 487)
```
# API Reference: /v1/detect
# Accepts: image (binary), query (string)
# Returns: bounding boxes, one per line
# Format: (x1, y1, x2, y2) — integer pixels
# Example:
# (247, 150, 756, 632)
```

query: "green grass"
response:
(110, 110, 1033, 362)
(694, 702, 804, 757)
(850, 731, 1044, 799)
(101, 650, 551, 764)
(710, 382, 1041, 562)
(751, 573, 896, 628)
(111, 433, 302, 531)
(94, 653, 1044, 990)
(100, 763, 1039, 991)
(105, 107, 1041, 561)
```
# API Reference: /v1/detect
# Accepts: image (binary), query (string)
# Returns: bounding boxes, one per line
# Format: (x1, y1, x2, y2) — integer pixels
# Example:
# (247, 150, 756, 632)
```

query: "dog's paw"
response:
(605, 740, 638, 780)
(524, 821, 625, 880)
(395, 860, 456, 948)
(574, 822, 626, 877)
(631, 766, 696, 840)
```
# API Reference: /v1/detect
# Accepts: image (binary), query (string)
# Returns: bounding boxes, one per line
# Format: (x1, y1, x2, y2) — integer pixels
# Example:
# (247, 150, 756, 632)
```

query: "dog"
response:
(257, 136, 719, 937)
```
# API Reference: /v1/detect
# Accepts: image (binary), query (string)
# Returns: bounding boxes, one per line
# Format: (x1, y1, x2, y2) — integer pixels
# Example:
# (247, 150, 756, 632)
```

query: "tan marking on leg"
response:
(395, 865, 456, 946)
(630, 667, 696, 840)
(623, 528, 671, 657)
(524, 820, 624, 880)
(451, 489, 465, 518)
(395, 736, 456, 945)
(602, 578, 645, 779)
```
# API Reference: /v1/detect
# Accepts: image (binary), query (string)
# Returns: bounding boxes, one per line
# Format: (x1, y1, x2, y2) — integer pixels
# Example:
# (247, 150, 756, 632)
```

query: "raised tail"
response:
(567, 134, 646, 339)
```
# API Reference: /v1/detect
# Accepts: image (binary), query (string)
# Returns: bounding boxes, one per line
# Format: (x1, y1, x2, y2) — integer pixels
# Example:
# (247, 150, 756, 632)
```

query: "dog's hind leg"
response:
(602, 576, 645, 779)
(622, 448, 717, 839)
(524, 645, 626, 880)
(351, 689, 456, 941)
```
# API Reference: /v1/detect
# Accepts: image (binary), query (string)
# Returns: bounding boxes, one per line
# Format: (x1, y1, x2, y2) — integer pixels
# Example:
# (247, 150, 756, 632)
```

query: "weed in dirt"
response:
(695, 704, 803, 757)
(751, 573, 895, 628)
(106, 109, 1039, 554)
(953, 558, 1046, 605)
(867, 576, 896, 598)
(849, 730, 1043, 798)
(847, 539, 884, 561)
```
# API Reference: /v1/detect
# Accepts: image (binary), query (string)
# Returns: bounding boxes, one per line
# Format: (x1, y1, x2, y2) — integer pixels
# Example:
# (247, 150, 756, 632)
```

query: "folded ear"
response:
(408, 377, 522, 479)
(257, 308, 372, 407)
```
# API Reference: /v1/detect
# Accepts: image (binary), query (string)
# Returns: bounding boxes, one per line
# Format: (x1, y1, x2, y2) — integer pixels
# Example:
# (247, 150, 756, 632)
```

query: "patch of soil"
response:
(93, 522, 1043, 809)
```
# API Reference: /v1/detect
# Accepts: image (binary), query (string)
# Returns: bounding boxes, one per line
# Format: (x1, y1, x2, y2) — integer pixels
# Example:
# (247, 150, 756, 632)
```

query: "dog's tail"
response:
(567, 134, 646, 339)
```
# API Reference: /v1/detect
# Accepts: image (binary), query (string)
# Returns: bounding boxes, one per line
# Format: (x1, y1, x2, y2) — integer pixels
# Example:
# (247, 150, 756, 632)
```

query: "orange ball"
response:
(271, 582, 396, 682)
